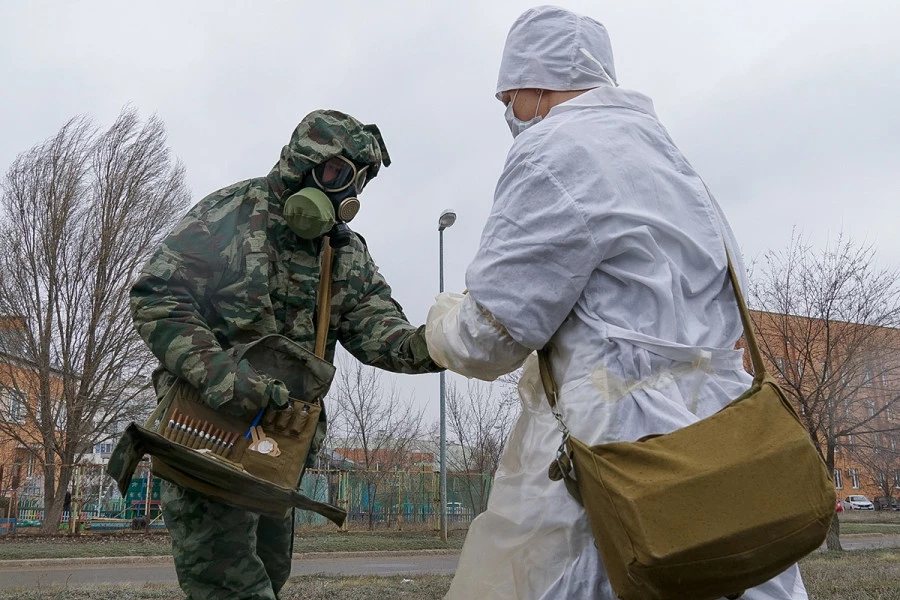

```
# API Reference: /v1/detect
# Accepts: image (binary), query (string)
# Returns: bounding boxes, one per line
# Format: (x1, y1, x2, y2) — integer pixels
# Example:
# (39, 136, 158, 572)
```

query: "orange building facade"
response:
(0, 316, 64, 497)
(747, 310, 900, 508)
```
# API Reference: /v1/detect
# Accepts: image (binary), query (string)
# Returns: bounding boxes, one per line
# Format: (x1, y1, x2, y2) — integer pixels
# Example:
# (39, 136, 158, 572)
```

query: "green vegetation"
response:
(0, 530, 464, 560)
(841, 523, 900, 535)
(293, 531, 464, 554)
(840, 510, 900, 524)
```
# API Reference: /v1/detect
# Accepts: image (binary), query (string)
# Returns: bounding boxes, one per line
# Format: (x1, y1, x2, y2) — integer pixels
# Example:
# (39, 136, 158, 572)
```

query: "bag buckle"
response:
(548, 435, 572, 482)
(551, 406, 570, 437)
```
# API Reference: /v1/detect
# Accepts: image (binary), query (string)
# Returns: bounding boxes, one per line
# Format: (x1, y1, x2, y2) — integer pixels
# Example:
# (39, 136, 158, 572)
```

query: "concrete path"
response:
(0, 550, 459, 591)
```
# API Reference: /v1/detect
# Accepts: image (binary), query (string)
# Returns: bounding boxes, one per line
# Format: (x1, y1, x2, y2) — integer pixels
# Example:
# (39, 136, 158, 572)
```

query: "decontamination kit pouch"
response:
(107, 239, 346, 525)
(539, 250, 835, 600)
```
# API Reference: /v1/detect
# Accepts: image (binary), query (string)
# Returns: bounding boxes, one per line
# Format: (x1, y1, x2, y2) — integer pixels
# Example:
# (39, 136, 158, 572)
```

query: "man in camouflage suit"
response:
(131, 110, 440, 600)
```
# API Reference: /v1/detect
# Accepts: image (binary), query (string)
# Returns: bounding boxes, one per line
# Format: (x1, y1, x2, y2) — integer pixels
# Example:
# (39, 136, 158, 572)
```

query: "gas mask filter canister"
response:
(283, 187, 336, 240)
(285, 155, 368, 246)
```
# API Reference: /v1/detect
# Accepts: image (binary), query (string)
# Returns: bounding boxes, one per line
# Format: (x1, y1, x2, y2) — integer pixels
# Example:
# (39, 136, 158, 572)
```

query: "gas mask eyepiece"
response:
(311, 155, 368, 201)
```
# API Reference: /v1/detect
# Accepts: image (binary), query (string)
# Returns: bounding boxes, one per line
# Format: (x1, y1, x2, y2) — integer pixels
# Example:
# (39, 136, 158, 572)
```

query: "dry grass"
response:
(802, 549, 900, 600)
(0, 551, 897, 599)
(0, 575, 452, 600)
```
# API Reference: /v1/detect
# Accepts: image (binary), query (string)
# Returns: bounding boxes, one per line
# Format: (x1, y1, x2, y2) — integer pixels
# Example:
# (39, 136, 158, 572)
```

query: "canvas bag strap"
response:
(701, 177, 767, 383)
(314, 236, 335, 360)
(724, 249, 767, 384)
(537, 349, 568, 433)
(145, 389, 172, 429)
(537, 347, 585, 503)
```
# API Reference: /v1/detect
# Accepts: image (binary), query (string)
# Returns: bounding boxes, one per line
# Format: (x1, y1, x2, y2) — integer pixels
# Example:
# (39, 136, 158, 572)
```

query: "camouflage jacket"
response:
(131, 111, 440, 421)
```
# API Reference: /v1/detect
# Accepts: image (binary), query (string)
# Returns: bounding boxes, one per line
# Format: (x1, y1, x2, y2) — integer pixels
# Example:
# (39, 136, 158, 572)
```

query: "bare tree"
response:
(0, 108, 190, 531)
(327, 354, 424, 530)
(749, 232, 900, 550)
(444, 379, 517, 515)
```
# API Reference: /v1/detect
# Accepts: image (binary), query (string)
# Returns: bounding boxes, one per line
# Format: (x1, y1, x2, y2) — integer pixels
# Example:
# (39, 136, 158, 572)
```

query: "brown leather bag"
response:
(539, 251, 834, 600)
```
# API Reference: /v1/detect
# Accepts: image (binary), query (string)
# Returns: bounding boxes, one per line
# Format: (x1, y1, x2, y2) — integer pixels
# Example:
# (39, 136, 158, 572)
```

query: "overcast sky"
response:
(2, 1, 898, 423)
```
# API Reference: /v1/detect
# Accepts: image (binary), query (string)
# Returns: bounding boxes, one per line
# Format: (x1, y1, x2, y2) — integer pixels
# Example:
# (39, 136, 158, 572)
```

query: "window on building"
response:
(894, 471, 900, 489)
(877, 471, 887, 488)
(55, 404, 67, 430)
(0, 329, 26, 355)
(94, 442, 114, 455)
(0, 387, 27, 424)
(796, 360, 804, 377)
(863, 366, 874, 385)
(776, 358, 785, 374)
(841, 369, 851, 386)
(867, 400, 876, 418)
(849, 468, 860, 489)
(833, 469, 843, 489)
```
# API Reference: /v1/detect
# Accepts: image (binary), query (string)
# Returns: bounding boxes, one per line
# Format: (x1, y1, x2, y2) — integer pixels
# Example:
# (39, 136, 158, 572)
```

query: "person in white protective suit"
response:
(424, 6, 810, 600)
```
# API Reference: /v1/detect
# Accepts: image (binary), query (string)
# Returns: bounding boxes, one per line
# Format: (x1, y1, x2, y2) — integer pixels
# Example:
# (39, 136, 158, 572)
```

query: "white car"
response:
(844, 495, 875, 510)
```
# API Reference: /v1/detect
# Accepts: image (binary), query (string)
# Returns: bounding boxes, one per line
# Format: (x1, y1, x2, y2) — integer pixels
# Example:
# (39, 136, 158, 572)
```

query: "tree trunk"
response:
(825, 514, 842, 551)
(42, 495, 64, 535)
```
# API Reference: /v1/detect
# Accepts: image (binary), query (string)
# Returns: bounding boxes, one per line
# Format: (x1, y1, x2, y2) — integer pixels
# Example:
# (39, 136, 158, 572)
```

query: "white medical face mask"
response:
(504, 89, 544, 138)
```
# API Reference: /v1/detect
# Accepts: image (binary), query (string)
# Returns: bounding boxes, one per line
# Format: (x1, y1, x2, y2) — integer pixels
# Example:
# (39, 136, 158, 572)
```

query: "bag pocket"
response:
(157, 383, 247, 464)
(230, 398, 321, 489)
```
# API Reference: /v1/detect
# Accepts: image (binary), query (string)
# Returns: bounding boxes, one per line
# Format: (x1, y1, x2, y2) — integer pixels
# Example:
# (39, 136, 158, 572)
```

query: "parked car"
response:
(874, 496, 900, 511)
(844, 494, 875, 510)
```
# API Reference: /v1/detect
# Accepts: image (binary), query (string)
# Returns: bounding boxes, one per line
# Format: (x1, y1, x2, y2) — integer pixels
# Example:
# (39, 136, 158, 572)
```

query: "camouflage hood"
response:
(270, 109, 391, 195)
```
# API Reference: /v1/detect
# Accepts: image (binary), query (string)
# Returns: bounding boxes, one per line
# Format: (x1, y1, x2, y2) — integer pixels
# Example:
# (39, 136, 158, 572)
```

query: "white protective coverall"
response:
(425, 7, 810, 600)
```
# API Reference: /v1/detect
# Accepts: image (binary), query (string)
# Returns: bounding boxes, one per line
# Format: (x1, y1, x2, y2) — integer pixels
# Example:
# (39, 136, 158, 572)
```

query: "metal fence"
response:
(0, 462, 493, 533)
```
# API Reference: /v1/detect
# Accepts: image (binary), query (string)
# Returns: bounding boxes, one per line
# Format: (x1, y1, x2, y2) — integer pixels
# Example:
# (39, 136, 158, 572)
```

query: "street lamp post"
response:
(437, 208, 456, 542)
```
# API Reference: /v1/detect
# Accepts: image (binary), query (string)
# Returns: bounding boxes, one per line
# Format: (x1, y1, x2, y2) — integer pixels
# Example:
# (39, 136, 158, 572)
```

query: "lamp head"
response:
(438, 209, 457, 231)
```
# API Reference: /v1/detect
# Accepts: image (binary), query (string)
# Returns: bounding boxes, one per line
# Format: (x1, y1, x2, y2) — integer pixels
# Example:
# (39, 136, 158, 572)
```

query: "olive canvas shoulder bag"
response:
(539, 250, 835, 600)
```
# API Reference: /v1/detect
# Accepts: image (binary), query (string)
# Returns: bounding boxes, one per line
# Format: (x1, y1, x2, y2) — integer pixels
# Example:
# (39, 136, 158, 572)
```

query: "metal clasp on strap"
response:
(548, 433, 572, 482)
(551, 404, 570, 439)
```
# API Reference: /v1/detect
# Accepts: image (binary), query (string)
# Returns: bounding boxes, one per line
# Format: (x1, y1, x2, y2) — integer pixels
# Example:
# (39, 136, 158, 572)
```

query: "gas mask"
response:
(283, 155, 369, 247)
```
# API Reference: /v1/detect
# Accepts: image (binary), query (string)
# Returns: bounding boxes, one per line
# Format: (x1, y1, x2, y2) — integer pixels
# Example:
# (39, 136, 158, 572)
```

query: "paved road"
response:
(0, 535, 895, 591)
(0, 552, 459, 591)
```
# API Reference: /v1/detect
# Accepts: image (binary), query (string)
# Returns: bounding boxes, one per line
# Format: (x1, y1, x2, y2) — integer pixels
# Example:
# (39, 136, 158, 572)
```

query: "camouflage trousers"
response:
(161, 480, 294, 600)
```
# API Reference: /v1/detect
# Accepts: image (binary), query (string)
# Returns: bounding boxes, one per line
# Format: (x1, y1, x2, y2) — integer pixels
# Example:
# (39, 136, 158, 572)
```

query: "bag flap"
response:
(111, 421, 346, 526)
(237, 334, 336, 402)
(106, 423, 148, 497)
